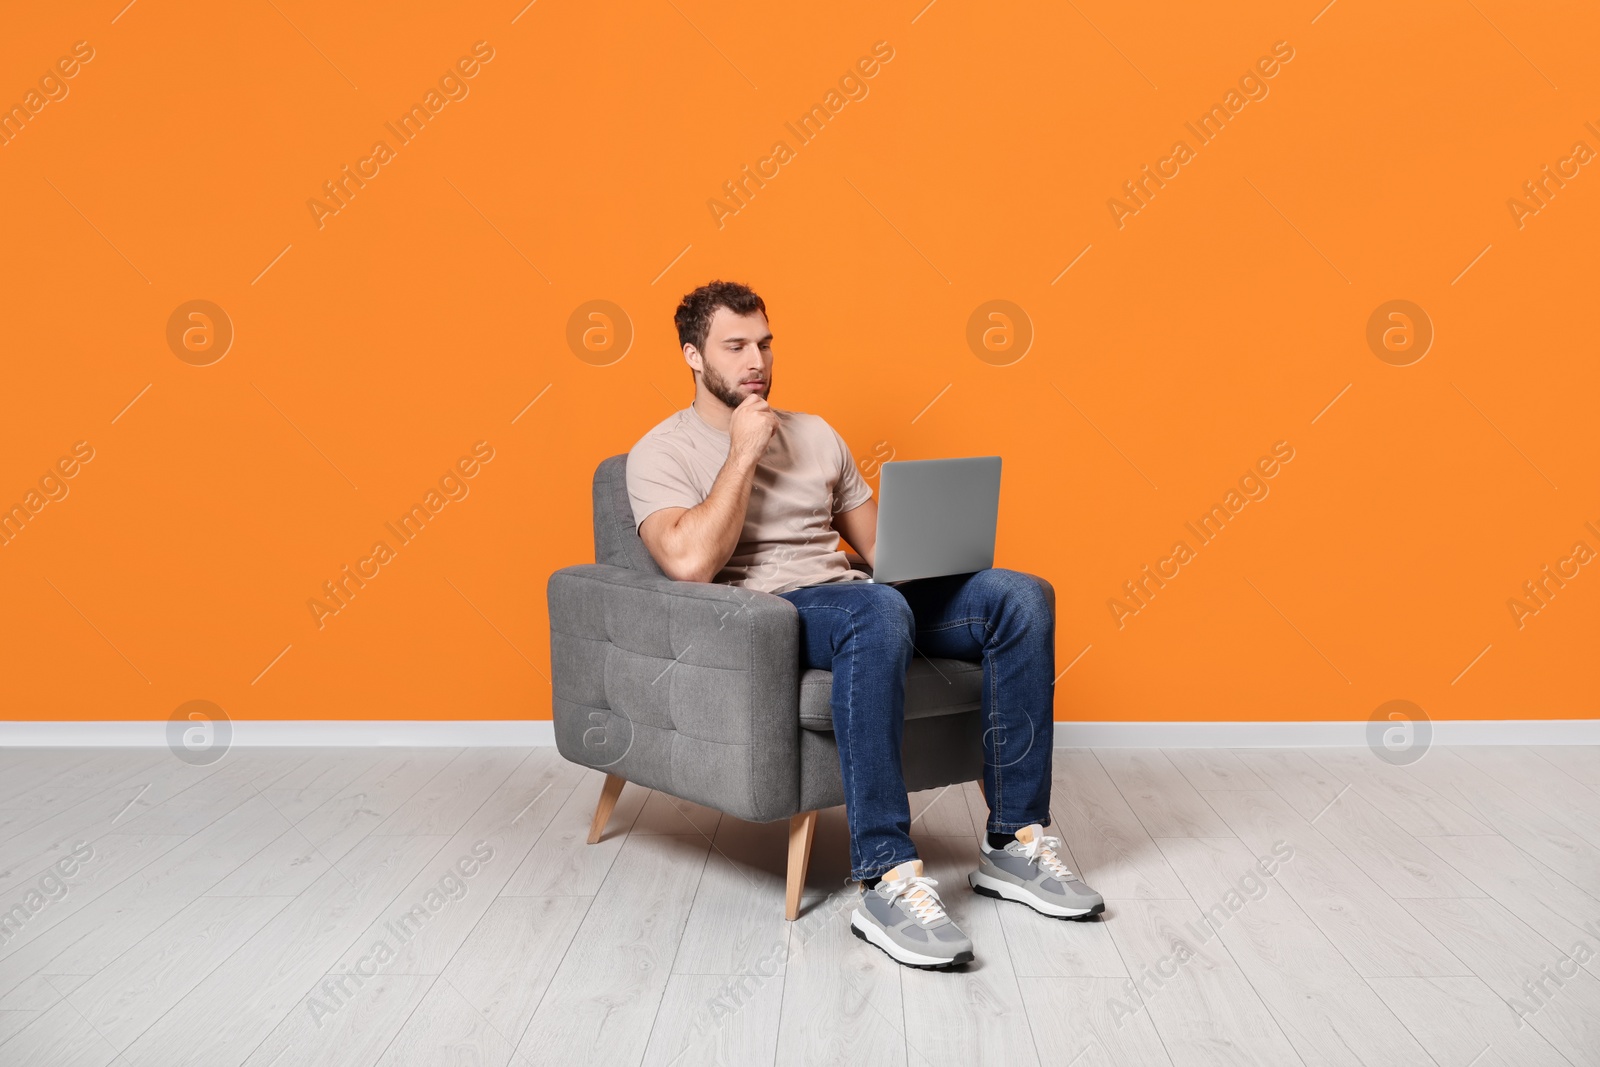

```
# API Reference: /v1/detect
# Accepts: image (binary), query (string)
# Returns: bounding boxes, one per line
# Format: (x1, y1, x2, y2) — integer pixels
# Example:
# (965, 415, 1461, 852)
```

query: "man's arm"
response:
(832, 498, 878, 571)
(638, 454, 757, 583)
(638, 395, 778, 583)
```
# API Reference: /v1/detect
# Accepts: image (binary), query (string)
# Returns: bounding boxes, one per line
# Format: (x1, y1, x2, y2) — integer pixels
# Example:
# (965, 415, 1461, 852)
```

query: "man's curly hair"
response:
(674, 280, 768, 357)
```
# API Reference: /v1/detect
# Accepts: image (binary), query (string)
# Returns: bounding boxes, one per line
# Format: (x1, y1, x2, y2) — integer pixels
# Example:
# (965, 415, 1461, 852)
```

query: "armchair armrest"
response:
(546, 564, 803, 822)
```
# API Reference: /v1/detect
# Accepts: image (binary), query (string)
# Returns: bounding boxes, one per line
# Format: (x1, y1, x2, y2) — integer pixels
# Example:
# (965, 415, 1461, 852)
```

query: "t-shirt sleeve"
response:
(626, 440, 704, 530)
(830, 425, 875, 515)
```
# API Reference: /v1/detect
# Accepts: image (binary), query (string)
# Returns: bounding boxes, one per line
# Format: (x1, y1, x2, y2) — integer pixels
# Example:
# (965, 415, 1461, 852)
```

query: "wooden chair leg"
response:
(587, 774, 626, 845)
(785, 810, 818, 921)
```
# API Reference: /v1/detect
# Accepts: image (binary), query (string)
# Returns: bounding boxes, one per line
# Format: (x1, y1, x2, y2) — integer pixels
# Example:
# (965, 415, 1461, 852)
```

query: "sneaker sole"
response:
(850, 909, 974, 971)
(968, 870, 1105, 920)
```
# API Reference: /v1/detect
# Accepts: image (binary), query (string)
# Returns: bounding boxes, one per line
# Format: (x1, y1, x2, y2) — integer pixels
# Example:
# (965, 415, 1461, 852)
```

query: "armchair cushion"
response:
(798, 658, 982, 732)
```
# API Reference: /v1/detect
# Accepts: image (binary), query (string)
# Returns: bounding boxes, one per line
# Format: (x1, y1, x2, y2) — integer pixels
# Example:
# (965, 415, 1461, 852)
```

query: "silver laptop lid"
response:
(871, 456, 1001, 584)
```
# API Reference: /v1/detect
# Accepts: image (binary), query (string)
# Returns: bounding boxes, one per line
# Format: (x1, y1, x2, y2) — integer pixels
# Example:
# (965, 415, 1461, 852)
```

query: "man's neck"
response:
(691, 388, 733, 433)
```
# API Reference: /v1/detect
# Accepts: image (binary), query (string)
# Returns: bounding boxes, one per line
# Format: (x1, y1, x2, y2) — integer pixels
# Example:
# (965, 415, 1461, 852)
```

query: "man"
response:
(626, 280, 1103, 970)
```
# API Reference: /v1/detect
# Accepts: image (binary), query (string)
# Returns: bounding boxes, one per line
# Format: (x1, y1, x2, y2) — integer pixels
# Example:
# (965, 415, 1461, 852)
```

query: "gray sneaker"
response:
(850, 859, 975, 970)
(969, 824, 1105, 920)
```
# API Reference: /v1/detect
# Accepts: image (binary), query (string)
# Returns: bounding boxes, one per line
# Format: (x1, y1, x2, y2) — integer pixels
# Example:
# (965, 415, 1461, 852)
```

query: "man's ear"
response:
(683, 343, 701, 372)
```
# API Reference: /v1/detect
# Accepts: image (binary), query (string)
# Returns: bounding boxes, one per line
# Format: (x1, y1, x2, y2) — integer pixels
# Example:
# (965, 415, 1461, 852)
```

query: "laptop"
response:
(868, 456, 1002, 584)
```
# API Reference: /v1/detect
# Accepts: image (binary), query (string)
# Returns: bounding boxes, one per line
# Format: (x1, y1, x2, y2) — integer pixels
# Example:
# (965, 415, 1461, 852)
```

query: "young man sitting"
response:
(625, 280, 1104, 969)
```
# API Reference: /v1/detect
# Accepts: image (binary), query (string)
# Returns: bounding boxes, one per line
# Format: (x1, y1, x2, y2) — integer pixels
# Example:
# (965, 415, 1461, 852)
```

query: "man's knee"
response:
(986, 568, 1054, 620)
(850, 585, 914, 642)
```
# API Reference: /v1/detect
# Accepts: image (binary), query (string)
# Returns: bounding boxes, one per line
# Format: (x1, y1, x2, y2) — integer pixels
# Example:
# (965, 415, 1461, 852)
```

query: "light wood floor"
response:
(2, 745, 1599, 1066)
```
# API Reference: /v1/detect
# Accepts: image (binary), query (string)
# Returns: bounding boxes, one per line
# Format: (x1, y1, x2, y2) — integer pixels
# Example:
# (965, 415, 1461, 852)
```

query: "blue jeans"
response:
(778, 568, 1056, 881)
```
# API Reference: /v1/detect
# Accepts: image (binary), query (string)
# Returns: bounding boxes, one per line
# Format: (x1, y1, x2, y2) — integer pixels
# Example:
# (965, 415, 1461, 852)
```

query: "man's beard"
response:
(703, 362, 771, 409)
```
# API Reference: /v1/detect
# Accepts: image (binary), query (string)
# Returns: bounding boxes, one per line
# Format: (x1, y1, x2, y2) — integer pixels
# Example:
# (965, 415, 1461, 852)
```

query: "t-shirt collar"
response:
(687, 402, 731, 440)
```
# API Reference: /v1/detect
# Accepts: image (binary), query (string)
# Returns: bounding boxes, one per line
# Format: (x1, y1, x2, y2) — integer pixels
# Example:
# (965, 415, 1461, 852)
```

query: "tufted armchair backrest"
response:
(592, 454, 667, 576)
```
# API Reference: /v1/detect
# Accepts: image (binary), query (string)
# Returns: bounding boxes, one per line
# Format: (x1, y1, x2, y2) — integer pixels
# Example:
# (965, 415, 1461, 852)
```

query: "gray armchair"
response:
(548, 454, 988, 918)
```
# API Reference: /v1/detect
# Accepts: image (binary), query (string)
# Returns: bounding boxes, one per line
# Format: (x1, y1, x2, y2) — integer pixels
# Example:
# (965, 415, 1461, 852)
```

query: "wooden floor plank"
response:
(1306, 749, 1493, 837)
(295, 750, 463, 866)
(1095, 750, 1234, 838)
(0, 832, 190, 996)
(1017, 977, 1175, 1067)
(1365, 975, 1571, 1067)
(328, 753, 576, 977)
(1398, 895, 1600, 1064)
(1407, 750, 1600, 893)
(204, 825, 335, 898)
(1162, 749, 1268, 792)
(117, 833, 452, 1067)
(1415, 833, 1600, 953)
(0, 1008, 40, 1045)
(1195, 788, 1336, 854)
(1155, 835, 1432, 1065)
(499, 770, 647, 896)
(1265, 845, 1471, 977)
(672, 816, 790, 975)
(255, 748, 389, 826)
(1454, 746, 1600, 851)
(1529, 746, 1600, 792)
(629, 789, 723, 837)
(773, 845, 907, 1067)
(436, 896, 590, 1051)
(908, 784, 977, 837)
(515, 834, 710, 1064)
(368, 748, 531, 838)
(1103, 897, 1302, 1066)
(0, 997, 122, 1067)
(109, 749, 315, 837)
(1049, 750, 1189, 899)
(1230, 749, 1347, 813)
(962, 780, 991, 838)
(0, 803, 292, 998)
(65, 893, 292, 1050)
(0, 752, 102, 807)
(240, 971, 435, 1067)
(0, 791, 105, 839)
(372, 975, 527, 1067)
(21, 795, 290, 979)
(1337, 843, 1488, 899)
(0, 973, 66, 1010)
(0, 751, 222, 896)
(642, 971, 786, 1067)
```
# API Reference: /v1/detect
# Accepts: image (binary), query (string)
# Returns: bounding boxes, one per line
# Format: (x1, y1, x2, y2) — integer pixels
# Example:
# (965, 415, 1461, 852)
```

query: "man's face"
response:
(690, 306, 773, 409)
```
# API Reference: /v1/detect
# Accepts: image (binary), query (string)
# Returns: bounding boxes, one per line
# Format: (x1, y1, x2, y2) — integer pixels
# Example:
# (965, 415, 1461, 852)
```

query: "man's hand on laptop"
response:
(729, 393, 779, 465)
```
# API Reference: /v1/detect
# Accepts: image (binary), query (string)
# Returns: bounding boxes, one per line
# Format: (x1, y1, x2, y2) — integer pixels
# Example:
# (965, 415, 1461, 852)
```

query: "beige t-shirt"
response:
(626, 405, 875, 595)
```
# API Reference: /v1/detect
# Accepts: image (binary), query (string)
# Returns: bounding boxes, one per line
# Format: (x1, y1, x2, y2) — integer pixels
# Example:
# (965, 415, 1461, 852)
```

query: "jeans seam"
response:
(963, 614, 1000, 831)
(792, 598, 911, 878)
(988, 631, 1003, 831)
(919, 616, 986, 632)
(833, 603, 868, 873)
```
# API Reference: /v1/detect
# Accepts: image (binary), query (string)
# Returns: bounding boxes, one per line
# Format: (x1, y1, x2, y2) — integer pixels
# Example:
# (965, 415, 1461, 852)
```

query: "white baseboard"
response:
(1052, 720, 1600, 746)
(0, 719, 1597, 747)
(0, 720, 558, 747)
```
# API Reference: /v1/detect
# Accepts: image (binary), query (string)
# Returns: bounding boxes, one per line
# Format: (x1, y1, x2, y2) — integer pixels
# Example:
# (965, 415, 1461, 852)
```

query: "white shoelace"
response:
(879, 874, 948, 925)
(1015, 835, 1076, 881)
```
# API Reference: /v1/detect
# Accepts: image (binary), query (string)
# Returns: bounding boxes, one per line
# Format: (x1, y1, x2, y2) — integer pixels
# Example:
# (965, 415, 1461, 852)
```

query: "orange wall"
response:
(1, 2, 1594, 725)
